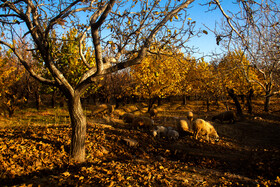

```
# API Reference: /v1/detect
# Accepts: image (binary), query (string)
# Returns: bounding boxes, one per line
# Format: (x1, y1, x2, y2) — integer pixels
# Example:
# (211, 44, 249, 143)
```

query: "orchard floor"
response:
(0, 100, 280, 186)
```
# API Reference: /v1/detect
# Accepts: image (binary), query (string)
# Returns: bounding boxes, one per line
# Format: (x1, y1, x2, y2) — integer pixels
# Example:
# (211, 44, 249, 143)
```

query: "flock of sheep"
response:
(120, 109, 237, 143)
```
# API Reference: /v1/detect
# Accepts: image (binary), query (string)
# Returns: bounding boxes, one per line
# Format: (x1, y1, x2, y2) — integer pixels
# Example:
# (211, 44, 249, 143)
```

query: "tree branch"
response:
(76, 0, 195, 94)
(0, 40, 56, 86)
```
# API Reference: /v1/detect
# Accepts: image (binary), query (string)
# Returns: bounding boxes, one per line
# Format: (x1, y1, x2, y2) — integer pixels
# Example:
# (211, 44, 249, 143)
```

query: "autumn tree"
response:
(0, 0, 197, 162)
(177, 55, 197, 105)
(130, 46, 188, 110)
(0, 46, 25, 117)
(96, 70, 133, 107)
(191, 59, 218, 111)
(213, 0, 280, 112)
(216, 49, 262, 114)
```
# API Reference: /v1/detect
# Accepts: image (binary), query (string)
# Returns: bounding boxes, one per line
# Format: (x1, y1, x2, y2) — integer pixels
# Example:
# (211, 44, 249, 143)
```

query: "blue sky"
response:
(185, 0, 238, 61)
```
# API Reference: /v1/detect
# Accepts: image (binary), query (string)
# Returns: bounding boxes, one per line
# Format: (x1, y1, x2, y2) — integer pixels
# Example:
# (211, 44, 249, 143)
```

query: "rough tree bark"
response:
(0, 0, 196, 162)
(68, 95, 87, 162)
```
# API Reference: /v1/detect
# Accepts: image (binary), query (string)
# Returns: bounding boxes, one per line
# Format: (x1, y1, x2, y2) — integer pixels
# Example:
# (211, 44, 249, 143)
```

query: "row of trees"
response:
(0, 38, 271, 116)
(0, 0, 279, 162)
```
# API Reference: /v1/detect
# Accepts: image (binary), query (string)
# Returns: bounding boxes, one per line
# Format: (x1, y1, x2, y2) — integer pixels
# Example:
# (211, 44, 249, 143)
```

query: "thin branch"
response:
(0, 40, 56, 86)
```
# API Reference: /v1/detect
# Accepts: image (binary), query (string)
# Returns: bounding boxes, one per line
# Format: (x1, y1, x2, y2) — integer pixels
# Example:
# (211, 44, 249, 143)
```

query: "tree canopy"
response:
(0, 0, 279, 162)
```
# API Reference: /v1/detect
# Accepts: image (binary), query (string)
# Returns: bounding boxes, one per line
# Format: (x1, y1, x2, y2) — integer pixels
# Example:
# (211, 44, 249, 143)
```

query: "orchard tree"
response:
(0, 46, 26, 117)
(217, 49, 262, 114)
(177, 55, 196, 105)
(131, 46, 187, 110)
(192, 58, 217, 111)
(0, 0, 197, 162)
(97, 70, 133, 107)
(213, 0, 280, 112)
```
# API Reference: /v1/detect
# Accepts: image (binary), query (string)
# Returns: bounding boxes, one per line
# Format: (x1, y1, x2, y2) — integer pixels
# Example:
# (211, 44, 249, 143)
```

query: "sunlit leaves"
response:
(50, 28, 95, 87)
(130, 47, 190, 99)
(190, 58, 218, 98)
(218, 49, 262, 96)
(0, 43, 26, 116)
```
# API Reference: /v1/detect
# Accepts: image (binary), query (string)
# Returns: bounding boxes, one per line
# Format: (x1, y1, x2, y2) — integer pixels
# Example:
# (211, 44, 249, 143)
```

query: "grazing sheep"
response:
(120, 113, 135, 123)
(186, 111, 194, 122)
(132, 116, 154, 131)
(212, 111, 236, 124)
(176, 118, 192, 135)
(193, 119, 219, 142)
(167, 129, 179, 140)
(152, 125, 168, 138)
(91, 104, 114, 116)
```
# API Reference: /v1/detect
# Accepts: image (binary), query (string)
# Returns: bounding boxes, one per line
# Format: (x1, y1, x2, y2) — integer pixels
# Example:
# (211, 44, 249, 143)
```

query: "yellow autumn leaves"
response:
(130, 48, 262, 101)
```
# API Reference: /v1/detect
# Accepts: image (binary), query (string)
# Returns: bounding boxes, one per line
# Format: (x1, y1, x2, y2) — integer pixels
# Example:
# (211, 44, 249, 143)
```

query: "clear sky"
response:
(185, 0, 238, 61)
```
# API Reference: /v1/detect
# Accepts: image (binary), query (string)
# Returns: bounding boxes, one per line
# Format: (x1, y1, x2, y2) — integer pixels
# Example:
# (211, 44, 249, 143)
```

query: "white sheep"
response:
(152, 125, 168, 138)
(167, 129, 179, 140)
(193, 119, 219, 142)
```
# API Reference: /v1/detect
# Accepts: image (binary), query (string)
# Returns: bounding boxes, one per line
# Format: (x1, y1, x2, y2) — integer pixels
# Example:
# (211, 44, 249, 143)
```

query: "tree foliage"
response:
(130, 46, 188, 102)
(0, 0, 197, 162)
(213, 0, 280, 111)
(0, 45, 26, 116)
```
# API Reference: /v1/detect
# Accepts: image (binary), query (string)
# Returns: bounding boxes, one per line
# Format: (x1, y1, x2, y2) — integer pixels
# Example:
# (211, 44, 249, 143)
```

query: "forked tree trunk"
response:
(68, 95, 87, 162)
(227, 88, 243, 116)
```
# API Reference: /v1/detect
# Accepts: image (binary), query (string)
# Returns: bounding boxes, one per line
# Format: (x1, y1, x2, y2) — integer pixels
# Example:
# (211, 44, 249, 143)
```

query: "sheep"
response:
(176, 117, 192, 135)
(132, 116, 154, 131)
(167, 129, 179, 140)
(212, 111, 236, 124)
(193, 119, 219, 142)
(120, 113, 135, 123)
(152, 125, 168, 138)
(91, 104, 114, 116)
(186, 111, 194, 122)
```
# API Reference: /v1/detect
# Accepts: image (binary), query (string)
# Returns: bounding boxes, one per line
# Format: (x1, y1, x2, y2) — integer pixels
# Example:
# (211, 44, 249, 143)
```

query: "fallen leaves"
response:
(0, 106, 280, 186)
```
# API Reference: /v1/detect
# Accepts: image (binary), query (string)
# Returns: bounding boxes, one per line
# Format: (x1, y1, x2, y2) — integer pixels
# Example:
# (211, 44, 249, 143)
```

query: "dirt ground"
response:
(82, 100, 280, 186)
(0, 100, 280, 186)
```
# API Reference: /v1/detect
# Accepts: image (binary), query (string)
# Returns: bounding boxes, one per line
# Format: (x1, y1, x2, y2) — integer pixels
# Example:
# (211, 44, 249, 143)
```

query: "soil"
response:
(0, 100, 280, 186)
(84, 100, 280, 186)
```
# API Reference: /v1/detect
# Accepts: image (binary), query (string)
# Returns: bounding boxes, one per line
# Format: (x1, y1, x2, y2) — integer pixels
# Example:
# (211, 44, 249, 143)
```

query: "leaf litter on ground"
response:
(0, 102, 280, 186)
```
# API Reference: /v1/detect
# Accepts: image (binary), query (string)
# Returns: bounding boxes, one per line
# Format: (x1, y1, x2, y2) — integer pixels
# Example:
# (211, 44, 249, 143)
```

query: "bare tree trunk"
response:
(5, 105, 15, 117)
(182, 95, 187, 105)
(147, 97, 154, 112)
(206, 98, 210, 112)
(246, 89, 253, 114)
(227, 88, 243, 116)
(51, 89, 56, 108)
(157, 96, 162, 106)
(35, 91, 41, 110)
(264, 94, 271, 112)
(68, 95, 87, 162)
